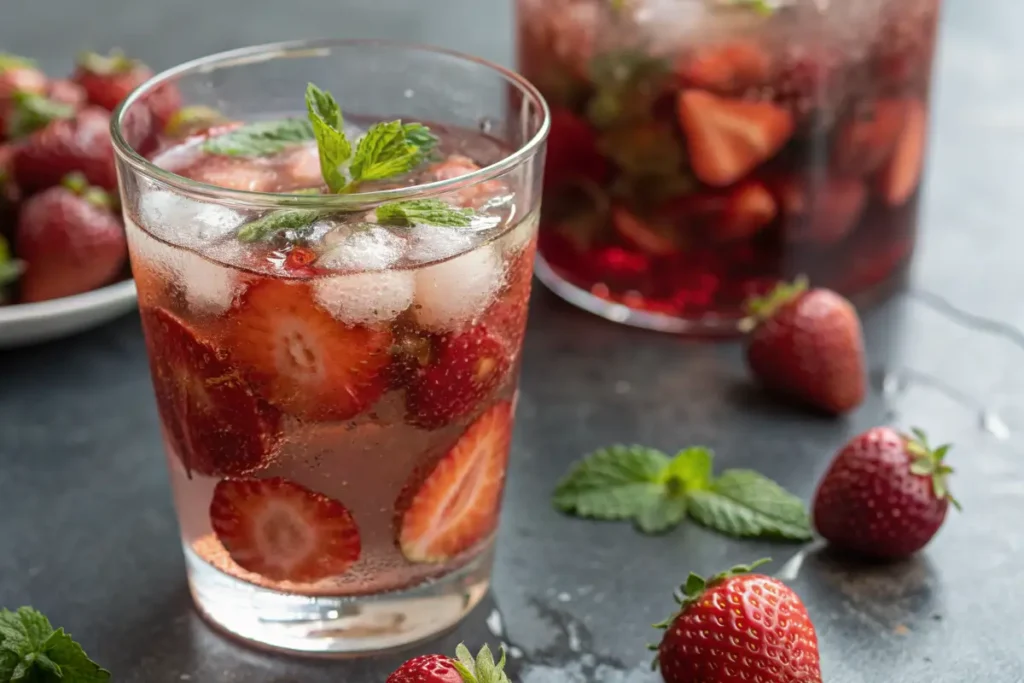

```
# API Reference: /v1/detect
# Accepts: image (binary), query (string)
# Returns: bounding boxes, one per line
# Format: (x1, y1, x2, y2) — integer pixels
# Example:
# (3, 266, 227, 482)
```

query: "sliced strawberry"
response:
(405, 325, 512, 430)
(481, 243, 536, 351)
(224, 279, 392, 422)
(877, 99, 927, 207)
(426, 154, 506, 208)
(833, 100, 908, 177)
(677, 41, 771, 92)
(776, 175, 867, 245)
(210, 477, 361, 582)
(677, 90, 793, 187)
(611, 206, 681, 256)
(141, 307, 282, 477)
(397, 401, 512, 562)
(544, 108, 608, 190)
(715, 181, 777, 242)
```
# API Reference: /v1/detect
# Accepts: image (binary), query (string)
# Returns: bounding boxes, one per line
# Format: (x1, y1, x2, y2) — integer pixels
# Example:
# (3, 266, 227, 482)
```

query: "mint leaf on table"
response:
(0, 607, 109, 683)
(553, 445, 811, 539)
(376, 199, 475, 228)
(201, 118, 315, 157)
(237, 208, 323, 243)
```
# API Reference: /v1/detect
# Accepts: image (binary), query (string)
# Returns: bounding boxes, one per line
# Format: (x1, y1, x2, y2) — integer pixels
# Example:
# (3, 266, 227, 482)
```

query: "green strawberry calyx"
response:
(61, 173, 113, 210)
(739, 276, 808, 332)
(78, 48, 140, 75)
(905, 428, 961, 511)
(451, 643, 511, 683)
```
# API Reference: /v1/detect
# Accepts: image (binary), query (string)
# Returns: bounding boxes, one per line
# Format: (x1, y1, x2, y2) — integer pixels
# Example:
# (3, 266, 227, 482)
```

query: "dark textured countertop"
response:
(2, 0, 1022, 681)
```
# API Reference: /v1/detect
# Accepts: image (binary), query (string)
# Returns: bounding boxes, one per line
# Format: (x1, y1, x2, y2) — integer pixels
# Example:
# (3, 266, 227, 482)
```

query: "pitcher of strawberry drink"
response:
(111, 39, 549, 655)
(519, 0, 939, 334)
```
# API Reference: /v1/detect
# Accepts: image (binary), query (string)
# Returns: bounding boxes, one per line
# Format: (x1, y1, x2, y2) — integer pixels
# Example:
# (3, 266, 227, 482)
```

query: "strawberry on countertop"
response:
(743, 278, 865, 414)
(387, 643, 510, 683)
(654, 559, 822, 683)
(11, 105, 118, 193)
(813, 426, 958, 559)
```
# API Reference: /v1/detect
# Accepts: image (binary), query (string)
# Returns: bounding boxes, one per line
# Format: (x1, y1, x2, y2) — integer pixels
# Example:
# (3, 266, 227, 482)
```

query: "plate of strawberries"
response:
(0, 49, 183, 348)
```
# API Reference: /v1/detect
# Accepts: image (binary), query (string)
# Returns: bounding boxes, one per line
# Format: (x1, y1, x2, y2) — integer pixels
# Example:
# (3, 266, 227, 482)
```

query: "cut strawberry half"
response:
(612, 206, 681, 256)
(715, 181, 777, 242)
(677, 90, 794, 187)
(833, 100, 908, 176)
(405, 325, 512, 430)
(677, 41, 772, 92)
(877, 99, 927, 207)
(776, 175, 867, 245)
(210, 477, 361, 582)
(141, 307, 281, 477)
(223, 279, 392, 422)
(397, 401, 513, 562)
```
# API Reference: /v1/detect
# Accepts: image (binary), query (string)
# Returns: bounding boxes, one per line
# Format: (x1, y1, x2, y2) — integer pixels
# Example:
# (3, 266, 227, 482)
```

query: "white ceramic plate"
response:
(0, 280, 138, 349)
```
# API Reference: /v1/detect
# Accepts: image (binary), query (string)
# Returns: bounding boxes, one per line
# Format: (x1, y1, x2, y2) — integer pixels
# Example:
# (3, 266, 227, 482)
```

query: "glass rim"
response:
(111, 38, 551, 209)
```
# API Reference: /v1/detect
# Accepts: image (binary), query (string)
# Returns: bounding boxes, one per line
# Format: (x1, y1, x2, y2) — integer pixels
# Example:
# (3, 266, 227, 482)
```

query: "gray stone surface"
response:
(2, 0, 1023, 680)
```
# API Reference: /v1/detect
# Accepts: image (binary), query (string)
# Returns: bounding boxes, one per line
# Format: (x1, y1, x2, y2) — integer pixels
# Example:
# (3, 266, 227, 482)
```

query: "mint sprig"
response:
(201, 118, 315, 157)
(376, 199, 475, 227)
(237, 209, 323, 243)
(0, 607, 110, 682)
(553, 445, 811, 539)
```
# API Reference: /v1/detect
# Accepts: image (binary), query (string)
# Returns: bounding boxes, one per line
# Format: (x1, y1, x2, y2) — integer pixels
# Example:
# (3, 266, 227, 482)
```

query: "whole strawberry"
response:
(387, 643, 508, 683)
(16, 173, 126, 303)
(743, 278, 865, 414)
(0, 53, 47, 102)
(813, 426, 958, 559)
(655, 560, 822, 683)
(73, 50, 180, 127)
(11, 106, 118, 192)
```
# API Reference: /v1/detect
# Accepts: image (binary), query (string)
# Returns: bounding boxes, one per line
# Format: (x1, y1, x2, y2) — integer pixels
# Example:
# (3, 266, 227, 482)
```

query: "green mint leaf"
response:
(553, 445, 671, 521)
(375, 199, 475, 228)
(30, 652, 61, 678)
(635, 494, 687, 534)
(201, 118, 315, 157)
(586, 51, 669, 128)
(662, 447, 713, 491)
(10, 658, 34, 681)
(6, 92, 76, 139)
(687, 469, 812, 540)
(236, 209, 322, 243)
(348, 120, 422, 185)
(402, 123, 440, 163)
(41, 629, 109, 683)
(0, 650, 18, 681)
(305, 83, 352, 192)
(14, 608, 53, 651)
(719, 0, 775, 15)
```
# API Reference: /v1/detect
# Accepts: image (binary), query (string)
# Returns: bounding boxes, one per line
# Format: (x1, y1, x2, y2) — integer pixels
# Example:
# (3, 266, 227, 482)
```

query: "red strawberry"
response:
(11, 106, 118, 192)
(777, 176, 866, 245)
(743, 279, 865, 414)
(405, 326, 512, 430)
(73, 50, 181, 127)
(223, 279, 392, 422)
(715, 181, 776, 242)
(813, 427, 957, 559)
(677, 90, 793, 187)
(46, 79, 88, 111)
(655, 560, 822, 683)
(141, 307, 282, 476)
(387, 644, 509, 683)
(16, 174, 126, 303)
(397, 401, 512, 562)
(426, 154, 505, 208)
(544, 108, 608, 189)
(209, 477, 361, 582)
(677, 41, 771, 92)
(0, 54, 46, 101)
(611, 206, 681, 256)
(877, 99, 927, 207)
(833, 99, 908, 176)
(481, 242, 536, 350)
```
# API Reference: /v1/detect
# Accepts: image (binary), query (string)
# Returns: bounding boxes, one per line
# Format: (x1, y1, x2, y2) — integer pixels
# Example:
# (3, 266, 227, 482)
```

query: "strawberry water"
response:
(519, 0, 939, 332)
(123, 116, 538, 651)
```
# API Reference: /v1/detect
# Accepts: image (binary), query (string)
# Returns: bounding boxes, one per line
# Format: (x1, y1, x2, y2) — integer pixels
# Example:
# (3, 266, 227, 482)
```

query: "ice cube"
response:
(320, 226, 406, 272)
(405, 228, 477, 265)
(414, 244, 505, 331)
(193, 203, 245, 241)
(139, 190, 244, 244)
(313, 270, 415, 325)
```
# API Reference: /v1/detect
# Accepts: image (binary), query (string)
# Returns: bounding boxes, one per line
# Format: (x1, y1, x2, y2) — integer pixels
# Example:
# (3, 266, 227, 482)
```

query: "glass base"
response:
(534, 254, 909, 337)
(185, 545, 492, 656)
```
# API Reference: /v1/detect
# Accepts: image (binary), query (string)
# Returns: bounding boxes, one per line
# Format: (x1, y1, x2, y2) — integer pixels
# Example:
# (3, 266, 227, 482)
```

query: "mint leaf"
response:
(41, 629, 110, 683)
(553, 445, 671, 522)
(6, 92, 75, 139)
(201, 118, 315, 157)
(635, 494, 687, 534)
(237, 209, 322, 243)
(687, 469, 812, 540)
(14, 608, 52, 651)
(402, 123, 440, 162)
(662, 447, 713, 491)
(375, 199, 474, 228)
(348, 121, 422, 186)
(586, 51, 669, 129)
(305, 83, 352, 192)
(0, 650, 18, 681)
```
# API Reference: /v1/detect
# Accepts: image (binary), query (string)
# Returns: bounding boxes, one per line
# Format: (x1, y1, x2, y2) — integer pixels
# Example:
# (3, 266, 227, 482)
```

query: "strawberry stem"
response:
(77, 49, 138, 75)
(451, 643, 510, 683)
(738, 276, 808, 332)
(7, 91, 75, 139)
(60, 173, 113, 210)
(905, 428, 960, 510)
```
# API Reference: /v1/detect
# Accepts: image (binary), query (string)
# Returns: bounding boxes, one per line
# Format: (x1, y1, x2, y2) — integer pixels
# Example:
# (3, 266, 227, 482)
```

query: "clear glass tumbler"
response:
(518, 0, 940, 334)
(111, 39, 548, 655)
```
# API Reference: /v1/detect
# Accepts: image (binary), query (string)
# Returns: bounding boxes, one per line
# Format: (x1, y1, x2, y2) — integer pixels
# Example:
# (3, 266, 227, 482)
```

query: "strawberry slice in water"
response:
(677, 90, 794, 187)
(397, 401, 513, 563)
(141, 307, 282, 477)
(209, 477, 361, 582)
(833, 99, 908, 176)
(405, 325, 512, 430)
(877, 99, 927, 207)
(223, 279, 392, 422)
